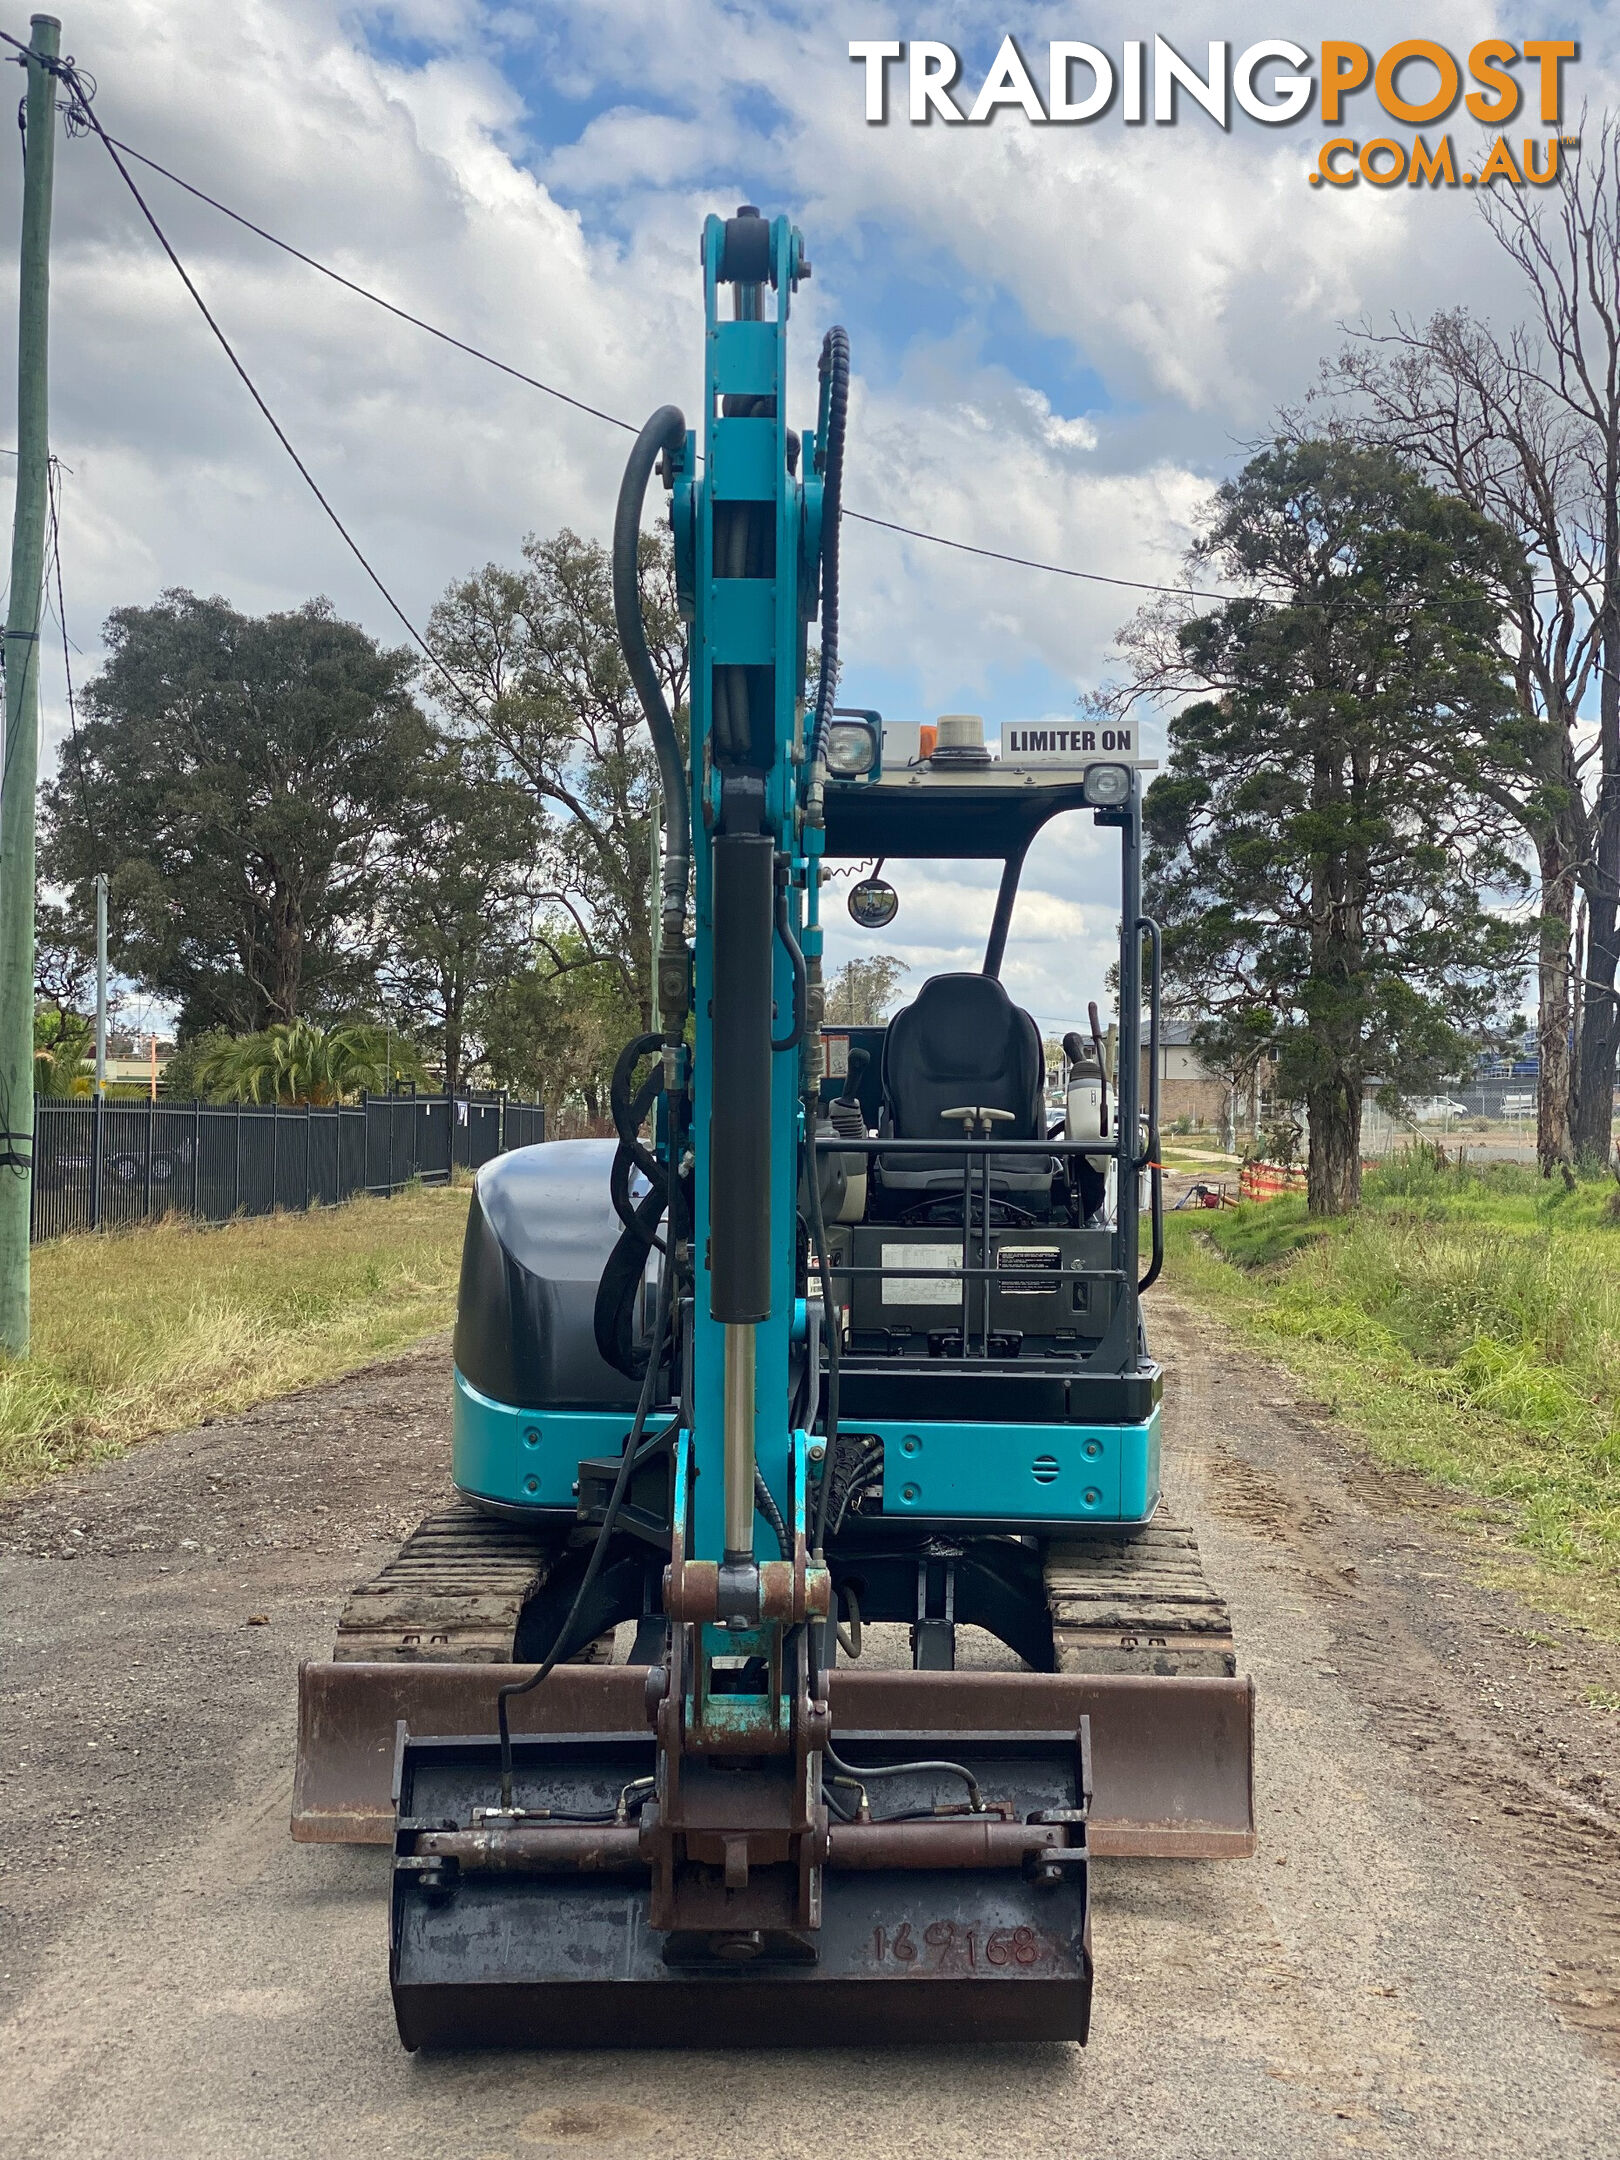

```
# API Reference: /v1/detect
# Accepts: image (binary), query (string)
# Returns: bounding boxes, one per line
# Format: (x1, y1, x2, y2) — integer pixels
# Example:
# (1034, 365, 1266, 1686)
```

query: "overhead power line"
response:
(46, 458, 100, 866)
(70, 109, 1244, 610)
(842, 512, 1227, 601)
(102, 134, 642, 439)
(1, 31, 483, 715)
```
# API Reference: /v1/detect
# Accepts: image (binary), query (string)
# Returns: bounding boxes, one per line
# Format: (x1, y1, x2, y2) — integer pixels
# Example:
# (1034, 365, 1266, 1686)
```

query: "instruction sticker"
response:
(882, 1243, 963, 1307)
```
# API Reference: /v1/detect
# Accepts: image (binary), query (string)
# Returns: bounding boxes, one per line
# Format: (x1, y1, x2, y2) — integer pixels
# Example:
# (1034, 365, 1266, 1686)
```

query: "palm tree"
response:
(197, 1019, 426, 1105)
(34, 1013, 92, 1098)
(34, 1040, 91, 1098)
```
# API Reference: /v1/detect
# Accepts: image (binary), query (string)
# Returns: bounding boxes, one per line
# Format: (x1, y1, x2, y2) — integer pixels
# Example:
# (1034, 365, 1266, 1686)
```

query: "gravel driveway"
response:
(2, 1302, 1616, 2159)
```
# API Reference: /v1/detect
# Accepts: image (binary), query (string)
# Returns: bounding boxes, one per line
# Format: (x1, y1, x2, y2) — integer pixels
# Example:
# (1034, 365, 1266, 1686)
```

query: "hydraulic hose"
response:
(754, 1462, 791, 1559)
(614, 406, 690, 981)
(598, 1034, 681, 1378)
(498, 1247, 676, 1810)
(808, 328, 849, 772)
(804, 1116, 843, 1559)
(822, 1740, 987, 1818)
(771, 865, 808, 1053)
(610, 1032, 668, 1196)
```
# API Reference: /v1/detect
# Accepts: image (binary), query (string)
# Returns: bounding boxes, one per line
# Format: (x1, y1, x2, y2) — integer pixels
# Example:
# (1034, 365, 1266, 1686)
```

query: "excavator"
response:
(291, 206, 1254, 2048)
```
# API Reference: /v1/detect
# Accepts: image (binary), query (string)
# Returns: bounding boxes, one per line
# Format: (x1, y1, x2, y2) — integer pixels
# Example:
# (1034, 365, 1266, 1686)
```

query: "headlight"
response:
(824, 718, 878, 776)
(1082, 762, 1131, 806)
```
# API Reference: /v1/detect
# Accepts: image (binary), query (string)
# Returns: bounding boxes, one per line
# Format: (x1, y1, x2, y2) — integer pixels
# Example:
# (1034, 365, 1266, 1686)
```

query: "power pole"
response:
(94, 870, 106, 1096)
(0, 16, 61, 1355)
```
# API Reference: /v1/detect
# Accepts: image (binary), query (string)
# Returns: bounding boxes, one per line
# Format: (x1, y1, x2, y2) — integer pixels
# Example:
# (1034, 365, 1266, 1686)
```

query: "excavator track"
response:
(331, 1500, 563, 1664)
(296, 1503, 1253, 1854)
(329, 1502, 1237, 1675)
(1043, 1516, 1237, 1678)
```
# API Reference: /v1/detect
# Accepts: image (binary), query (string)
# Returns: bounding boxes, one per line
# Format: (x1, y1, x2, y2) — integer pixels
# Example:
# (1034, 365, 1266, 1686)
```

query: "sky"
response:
(0, 1, 1611, 1038)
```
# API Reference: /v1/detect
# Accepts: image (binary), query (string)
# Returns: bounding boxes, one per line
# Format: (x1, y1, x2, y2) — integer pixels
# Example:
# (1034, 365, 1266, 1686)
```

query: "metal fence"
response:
(29, 1091, 546, 1243)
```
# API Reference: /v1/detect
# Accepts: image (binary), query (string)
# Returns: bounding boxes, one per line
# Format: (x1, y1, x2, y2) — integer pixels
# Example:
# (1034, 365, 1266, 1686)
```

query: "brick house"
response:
(1141, 1019, 1267, 1134)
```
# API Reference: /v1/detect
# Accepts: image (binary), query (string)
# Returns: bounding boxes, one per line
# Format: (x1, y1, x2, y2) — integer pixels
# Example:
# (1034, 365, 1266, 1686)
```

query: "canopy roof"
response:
(822, 767, 1100, 861)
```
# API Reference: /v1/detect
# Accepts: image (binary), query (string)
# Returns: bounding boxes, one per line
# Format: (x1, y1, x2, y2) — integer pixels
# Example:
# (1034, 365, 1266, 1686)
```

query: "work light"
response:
(1082, 762, 1131, 806)
(824, 717, 878, 776)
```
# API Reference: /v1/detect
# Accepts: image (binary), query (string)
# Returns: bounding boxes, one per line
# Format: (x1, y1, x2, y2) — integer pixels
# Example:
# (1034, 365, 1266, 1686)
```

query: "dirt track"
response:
(3, 1296, 1619, 2159)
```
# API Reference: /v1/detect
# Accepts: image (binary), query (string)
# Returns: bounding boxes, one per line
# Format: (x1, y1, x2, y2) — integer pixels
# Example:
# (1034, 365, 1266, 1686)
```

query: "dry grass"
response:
(0, 1182, 468, 1492)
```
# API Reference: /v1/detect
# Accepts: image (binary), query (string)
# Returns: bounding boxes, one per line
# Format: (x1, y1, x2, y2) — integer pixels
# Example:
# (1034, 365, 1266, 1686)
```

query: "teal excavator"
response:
(291, 206, 1254, 2047)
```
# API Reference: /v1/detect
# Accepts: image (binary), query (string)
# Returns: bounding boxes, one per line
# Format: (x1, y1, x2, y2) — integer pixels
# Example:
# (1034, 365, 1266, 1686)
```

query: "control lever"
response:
(1087, 1001, 1110, 1136)
(940, 1106, 1017, 1136)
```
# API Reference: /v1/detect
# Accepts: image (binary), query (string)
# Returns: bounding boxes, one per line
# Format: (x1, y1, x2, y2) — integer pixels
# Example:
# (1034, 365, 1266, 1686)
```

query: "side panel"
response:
(1122, 1404, 1163, 1520)
(451, 1368, 639, 1511)
(869, 1409, 1161, 1527)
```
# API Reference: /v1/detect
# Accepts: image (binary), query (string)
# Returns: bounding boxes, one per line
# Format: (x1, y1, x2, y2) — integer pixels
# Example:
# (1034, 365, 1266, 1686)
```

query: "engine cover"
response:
(453, 1139, 646, 1412)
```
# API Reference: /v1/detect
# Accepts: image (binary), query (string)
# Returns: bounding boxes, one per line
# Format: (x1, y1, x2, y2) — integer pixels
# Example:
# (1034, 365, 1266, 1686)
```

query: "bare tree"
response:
(1322, 311, 1598, 1174)
(1478, 120, 1620, 1166)
(1328, 123, 1620, 1168)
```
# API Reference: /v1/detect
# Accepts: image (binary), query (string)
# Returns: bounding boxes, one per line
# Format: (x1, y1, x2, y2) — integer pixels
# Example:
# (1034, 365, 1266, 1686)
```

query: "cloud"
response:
(2, 0, 1608, 1042)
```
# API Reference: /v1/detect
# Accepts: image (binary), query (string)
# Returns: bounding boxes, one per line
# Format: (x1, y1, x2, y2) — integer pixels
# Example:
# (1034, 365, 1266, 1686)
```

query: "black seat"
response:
(875, 974, 1053, 1215)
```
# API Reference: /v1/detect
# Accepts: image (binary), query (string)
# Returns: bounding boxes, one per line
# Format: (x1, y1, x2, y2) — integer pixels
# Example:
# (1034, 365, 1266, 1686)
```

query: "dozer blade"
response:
(292, 1662, 648, 1844)
(836, 1669, 1256, 1860)
(390, 1722, 1093, 2050)
(294, 1660, 1254, 1857)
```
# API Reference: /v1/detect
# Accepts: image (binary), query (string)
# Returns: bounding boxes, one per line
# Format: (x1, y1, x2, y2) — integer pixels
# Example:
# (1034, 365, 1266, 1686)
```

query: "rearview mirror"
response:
(848, 877, 899, 929)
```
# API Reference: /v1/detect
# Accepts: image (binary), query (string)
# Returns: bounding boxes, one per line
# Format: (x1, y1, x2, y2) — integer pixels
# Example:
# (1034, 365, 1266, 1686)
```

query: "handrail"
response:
(812, 1133, 1128, 1159)
(818, 1261, 1128, 1283)
(1134, 915, 1162, 1172)
(1139, 1163, 1164, 1292)
(1136, 913, 1164, 1292)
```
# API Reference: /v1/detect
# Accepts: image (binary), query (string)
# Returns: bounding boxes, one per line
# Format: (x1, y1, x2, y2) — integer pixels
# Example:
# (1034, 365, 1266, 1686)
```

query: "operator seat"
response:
(874, 973, 1053, 1216)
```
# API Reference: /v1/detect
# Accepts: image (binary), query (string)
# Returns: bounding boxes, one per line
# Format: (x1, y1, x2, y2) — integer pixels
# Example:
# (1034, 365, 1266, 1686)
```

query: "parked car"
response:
(39, 1131, 189, 1190)
(1411, 1097, 1469, 1124)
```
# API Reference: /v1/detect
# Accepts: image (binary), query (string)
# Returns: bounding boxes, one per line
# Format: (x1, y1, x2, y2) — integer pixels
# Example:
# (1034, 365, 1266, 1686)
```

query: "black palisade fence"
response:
(29, 1092, 546, 1243)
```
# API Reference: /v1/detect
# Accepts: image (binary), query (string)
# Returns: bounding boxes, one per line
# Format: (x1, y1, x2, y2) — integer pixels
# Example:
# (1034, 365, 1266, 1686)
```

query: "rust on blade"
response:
(292, 1661, 647, 1843)
(294, 1659, 1254, 1857)
(832, 1669, 1257, 1860)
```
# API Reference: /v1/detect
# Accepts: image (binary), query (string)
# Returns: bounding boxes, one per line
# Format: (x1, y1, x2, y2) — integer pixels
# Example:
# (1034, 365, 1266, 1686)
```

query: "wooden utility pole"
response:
(0, 16, 61, 1353)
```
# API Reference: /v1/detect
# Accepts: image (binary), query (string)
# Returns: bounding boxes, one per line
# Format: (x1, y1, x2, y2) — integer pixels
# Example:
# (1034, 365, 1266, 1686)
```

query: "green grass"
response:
(0, 1182, 469, 1492)
(1164, 1152, 1620, 1624)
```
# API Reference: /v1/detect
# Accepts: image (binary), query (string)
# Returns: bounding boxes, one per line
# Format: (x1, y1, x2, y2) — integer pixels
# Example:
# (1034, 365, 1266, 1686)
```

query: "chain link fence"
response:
(30, 1091, 546, 1243)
